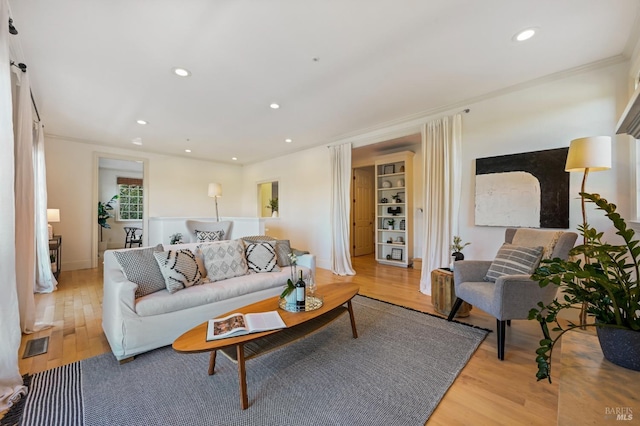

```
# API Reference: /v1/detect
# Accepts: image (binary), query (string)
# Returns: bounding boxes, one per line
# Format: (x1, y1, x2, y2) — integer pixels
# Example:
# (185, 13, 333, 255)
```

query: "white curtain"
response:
(329, 143, 356, 276)
(420, 114, 462, 293)
(0, 0, 28, 414)
(13, 49, 37, 332)
(35, 122, 57, 292)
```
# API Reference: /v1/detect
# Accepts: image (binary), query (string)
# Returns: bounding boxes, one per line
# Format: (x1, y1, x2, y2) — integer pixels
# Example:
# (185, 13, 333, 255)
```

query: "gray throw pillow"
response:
(275, 240, 292, 267)
(245, 241, 280, 273)
(153, 249, 203, 293)
(113, 244, 166, 298)
(484, 243, 544, 282)
(198, 239, 248, 282)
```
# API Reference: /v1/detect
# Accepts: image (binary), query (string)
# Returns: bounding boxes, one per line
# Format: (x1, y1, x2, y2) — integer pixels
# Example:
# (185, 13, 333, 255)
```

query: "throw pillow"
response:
(242, 235, 276, 243)
(511, 229, 563, 260)
(153, 249, 203, 293)
(199, 239, 248, 282)
(275, 240, 292, 267)
(113, 244, 166, 298)
(484, 243, 544, 282)
(195, 230, 225, 243)
(245, 241, 280, 273)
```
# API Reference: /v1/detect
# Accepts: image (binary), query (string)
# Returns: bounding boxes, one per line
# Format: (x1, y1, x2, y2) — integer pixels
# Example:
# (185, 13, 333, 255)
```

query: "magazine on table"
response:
(206, 310, 286, 341)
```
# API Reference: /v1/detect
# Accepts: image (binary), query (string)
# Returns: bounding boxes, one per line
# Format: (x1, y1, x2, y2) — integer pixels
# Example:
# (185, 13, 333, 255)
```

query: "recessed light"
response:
(269, 103, 280, 109)
(172, 67, 191, 77)
(185, 149, 191, 153)
(514, 28, 537, 42)
(285, 138, 292, 143)
(131, 138, 143, 146)
(232, 157, 238, 161)
(136, 119, 147, 125)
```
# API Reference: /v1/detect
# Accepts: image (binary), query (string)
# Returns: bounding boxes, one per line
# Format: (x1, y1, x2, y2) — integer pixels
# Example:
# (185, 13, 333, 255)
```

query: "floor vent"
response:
(23, 337, 49, 359)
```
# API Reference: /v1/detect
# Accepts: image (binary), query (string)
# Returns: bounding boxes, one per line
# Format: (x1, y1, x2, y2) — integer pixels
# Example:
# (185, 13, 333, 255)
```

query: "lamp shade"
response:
(47, 208, 60, 222)
(565, 136, 612, 172)
(208, 183, 222, 198)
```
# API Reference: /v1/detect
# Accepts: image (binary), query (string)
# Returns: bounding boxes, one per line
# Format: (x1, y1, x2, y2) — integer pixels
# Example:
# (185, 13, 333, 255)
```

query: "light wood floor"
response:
(18, 255, 559, 425)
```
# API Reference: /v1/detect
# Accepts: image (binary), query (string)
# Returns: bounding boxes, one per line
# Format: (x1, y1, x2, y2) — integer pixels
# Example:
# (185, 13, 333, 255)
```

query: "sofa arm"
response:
(453, 260, 492, 284)
(295, 254, 316, 275)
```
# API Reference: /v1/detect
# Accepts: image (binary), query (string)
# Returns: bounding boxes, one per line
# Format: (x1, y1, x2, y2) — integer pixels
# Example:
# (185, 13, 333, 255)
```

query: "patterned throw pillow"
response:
(113, 244, 166, 298)
(195, 230, 225, 243)
(484, 243, 544, 282)
(242, 235, 276, 243)
(153, 249, 203, 293)
(245, 241, 280, 273)
(198, 239, 248, 282)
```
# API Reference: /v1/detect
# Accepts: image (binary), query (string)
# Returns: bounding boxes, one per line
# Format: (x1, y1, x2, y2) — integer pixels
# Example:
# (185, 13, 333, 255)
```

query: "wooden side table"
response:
(430, 268, 471, 317)
(49, 235, 61, 279)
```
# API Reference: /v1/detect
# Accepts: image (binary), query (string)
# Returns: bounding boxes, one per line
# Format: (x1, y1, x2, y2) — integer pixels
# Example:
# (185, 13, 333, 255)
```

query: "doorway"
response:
(91, 153, 149, 268)
(352, 166, 375, 256)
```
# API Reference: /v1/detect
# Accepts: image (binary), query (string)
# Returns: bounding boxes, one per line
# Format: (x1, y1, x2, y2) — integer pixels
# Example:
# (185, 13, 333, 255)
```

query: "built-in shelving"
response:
(374, 152, 414, 267)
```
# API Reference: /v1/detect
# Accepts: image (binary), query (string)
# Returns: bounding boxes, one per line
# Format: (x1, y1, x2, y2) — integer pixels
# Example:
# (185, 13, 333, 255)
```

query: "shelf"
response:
(378, 229, 404, 232)
(378, 172, 405, 178)
(377, 243, 406, 247)
(378, 187, 405, 191)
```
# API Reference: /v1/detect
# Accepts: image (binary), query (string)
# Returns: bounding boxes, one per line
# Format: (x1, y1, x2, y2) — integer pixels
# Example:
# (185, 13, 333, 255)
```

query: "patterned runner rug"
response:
(4, 296, 488, 426)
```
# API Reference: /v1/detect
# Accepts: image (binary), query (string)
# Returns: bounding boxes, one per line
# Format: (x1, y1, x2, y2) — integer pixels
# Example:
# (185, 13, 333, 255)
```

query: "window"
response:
(117, 177, 143, 221)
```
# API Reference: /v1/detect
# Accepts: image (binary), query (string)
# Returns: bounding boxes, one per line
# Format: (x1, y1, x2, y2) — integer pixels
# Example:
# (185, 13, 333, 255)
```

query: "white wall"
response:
(456, 61, 631, 262)
(45, 137, 244, 270)
(240, 145, 332, 269)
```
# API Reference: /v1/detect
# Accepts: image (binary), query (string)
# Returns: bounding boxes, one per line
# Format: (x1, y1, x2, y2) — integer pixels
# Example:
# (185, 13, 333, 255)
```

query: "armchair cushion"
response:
(511, 228, 562, 260)
(484, 244, 543, 282)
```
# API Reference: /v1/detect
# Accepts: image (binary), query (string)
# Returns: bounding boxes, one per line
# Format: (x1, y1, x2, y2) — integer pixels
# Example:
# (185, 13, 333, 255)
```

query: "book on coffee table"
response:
(206, 311, 286, 341)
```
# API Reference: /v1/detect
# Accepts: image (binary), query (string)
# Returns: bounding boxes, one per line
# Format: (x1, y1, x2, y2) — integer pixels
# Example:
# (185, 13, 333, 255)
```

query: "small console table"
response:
(49, 235, 61, 279)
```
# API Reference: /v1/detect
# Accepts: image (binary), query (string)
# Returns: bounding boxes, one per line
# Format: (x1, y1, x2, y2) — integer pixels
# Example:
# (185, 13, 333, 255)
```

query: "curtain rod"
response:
(10, 60, 41, 122)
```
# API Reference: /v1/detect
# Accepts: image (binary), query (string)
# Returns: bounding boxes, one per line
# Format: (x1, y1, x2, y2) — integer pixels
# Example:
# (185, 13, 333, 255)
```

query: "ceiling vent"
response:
(616, 85, 640, 139)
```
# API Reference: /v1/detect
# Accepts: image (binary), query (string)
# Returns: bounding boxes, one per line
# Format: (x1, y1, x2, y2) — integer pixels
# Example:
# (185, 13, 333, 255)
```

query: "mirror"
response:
(258, 181, 279, 217)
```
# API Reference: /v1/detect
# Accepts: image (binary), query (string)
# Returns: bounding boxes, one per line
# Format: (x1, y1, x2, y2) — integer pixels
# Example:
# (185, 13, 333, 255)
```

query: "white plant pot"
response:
(388, 226, 394, 230)
(272, 211, 279, 218)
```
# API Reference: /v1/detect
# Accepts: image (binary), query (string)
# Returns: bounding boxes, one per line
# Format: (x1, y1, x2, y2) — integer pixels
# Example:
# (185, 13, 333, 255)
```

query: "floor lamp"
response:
(565, 136, 611, 326)
(208, 183, 222, 222)
(47, 208, 60, 239)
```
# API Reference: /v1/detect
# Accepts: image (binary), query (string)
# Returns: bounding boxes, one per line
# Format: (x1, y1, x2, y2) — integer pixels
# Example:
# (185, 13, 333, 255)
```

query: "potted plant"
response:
(387, 219, 395, 230)
(450, 236, 471, 261)
(169, 233, 183, 245)
(529, 193, 640, 383)
(267, 198, 278, 217)
(98, 195, 119, 245)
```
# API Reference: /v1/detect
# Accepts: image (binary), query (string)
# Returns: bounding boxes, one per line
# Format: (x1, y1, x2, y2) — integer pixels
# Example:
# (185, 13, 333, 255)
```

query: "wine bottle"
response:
(295, 270, 306, 311)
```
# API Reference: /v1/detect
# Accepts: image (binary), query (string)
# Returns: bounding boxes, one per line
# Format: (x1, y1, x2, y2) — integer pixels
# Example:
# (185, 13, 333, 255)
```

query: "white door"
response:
(353, 167, 375, 256)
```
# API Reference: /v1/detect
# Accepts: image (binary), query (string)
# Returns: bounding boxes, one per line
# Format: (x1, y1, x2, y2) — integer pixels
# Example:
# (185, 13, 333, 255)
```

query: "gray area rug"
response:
(14, 296, 488, 426)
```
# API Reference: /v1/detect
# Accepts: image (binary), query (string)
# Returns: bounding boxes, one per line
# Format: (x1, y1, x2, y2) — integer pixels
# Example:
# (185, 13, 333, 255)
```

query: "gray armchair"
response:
(447, 228, 577, 360)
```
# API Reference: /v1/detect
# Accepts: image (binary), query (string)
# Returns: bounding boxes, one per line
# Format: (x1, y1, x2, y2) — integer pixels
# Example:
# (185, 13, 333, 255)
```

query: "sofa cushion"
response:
(242, 235, 276, 243)
(153, 249, 203, 293)
(113, 244, 166, 298)
(134, 266, 311, 317)
(484, 243, 544, 282)
(195, 230, 225, 243)
(245, 241, 280, 273)
(199, 239, 248, 282)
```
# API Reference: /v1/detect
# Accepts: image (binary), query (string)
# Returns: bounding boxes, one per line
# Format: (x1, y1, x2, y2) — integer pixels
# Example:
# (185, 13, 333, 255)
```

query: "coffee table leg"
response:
(208, 350, 217, 375)
(347, 300, 358, 338)
(237, 344, 248, 410)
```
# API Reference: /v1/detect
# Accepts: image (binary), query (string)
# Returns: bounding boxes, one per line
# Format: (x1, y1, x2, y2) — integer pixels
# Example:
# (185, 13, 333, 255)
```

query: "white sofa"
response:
(102, 241, 315, 361)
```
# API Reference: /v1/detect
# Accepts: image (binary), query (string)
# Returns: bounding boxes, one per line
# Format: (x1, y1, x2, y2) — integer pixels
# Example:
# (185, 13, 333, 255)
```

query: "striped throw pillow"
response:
(484, 244, 544, 282)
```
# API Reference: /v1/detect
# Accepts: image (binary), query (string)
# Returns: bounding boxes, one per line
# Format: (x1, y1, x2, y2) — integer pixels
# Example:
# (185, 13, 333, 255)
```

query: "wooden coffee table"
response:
(172, 282, 359, 409)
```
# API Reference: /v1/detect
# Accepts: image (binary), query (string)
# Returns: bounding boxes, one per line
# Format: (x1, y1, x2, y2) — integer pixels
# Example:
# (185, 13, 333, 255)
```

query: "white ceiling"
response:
(9, 0, 640, 165)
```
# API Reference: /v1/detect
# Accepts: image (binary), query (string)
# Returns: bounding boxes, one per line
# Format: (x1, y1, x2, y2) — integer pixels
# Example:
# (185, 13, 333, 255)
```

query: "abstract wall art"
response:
(475, 147, 569, 228)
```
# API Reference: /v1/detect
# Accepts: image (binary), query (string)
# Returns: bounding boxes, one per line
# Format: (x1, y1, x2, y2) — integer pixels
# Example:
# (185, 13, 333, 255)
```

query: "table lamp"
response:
(47, 208, 60, 239)
(208, 183, 222, 222)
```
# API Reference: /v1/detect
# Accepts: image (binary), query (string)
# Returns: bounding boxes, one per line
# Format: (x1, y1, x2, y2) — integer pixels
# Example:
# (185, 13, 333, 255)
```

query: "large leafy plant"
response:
(98, 195, 119, 242)
(529, 193, 640, 382)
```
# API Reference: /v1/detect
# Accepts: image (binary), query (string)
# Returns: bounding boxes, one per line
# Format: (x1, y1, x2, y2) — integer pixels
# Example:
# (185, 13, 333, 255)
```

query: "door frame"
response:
(91, 152, 149, 268)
